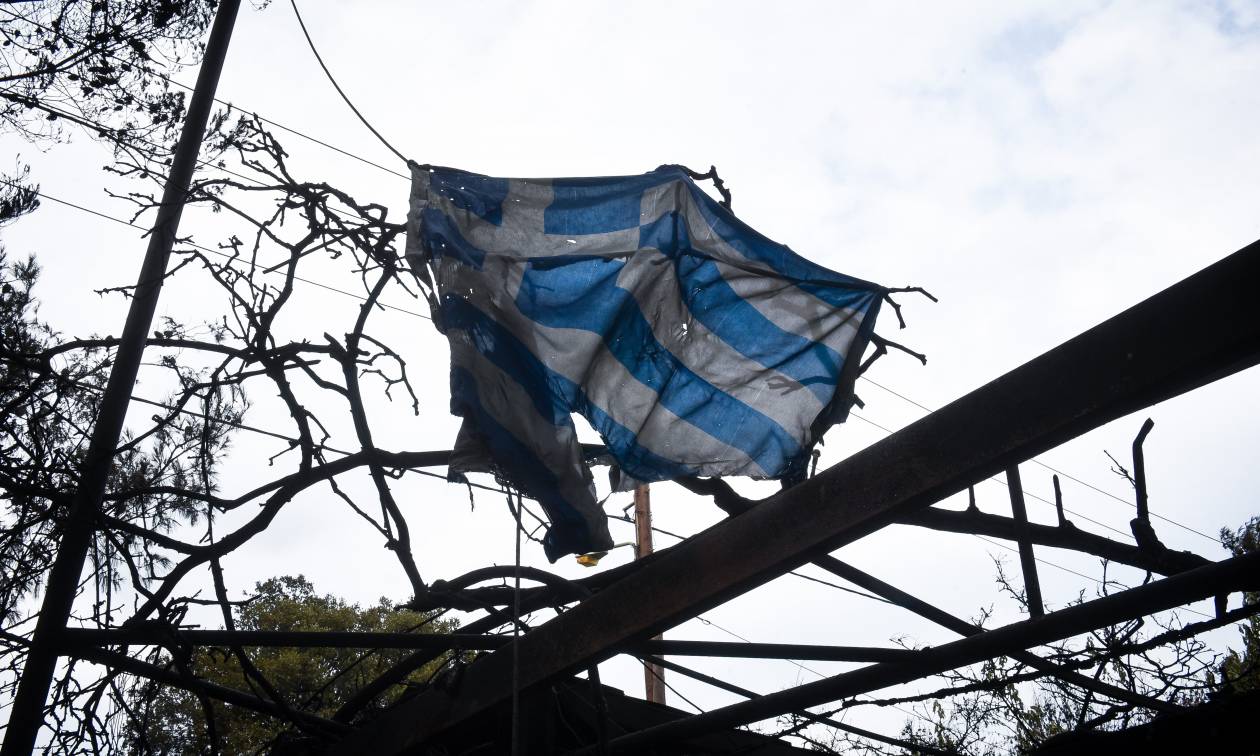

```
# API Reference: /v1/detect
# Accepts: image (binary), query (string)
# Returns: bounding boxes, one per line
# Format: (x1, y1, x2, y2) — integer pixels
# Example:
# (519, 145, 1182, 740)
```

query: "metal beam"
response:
(59, 629, 510, 651)
(591, 549, 1260, 753)
(630, 639, 913, 664)
(642, 655, 952, 756)
(811, 556, 1180, 713)
(327, 239, 1260, 756)
(72, 645, 346, 736)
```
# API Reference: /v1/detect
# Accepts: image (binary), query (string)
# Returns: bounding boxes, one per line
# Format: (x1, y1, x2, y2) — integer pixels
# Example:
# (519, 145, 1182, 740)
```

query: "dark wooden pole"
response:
(1006, 465, 1045, 617)
(635, 483, 667, 705)
(1, 3, 242, 752)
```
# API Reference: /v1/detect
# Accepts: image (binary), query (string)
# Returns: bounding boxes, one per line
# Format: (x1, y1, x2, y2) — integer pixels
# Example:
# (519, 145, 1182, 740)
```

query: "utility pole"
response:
(634, 484, 667, 705)
(1, 3, 242, 753)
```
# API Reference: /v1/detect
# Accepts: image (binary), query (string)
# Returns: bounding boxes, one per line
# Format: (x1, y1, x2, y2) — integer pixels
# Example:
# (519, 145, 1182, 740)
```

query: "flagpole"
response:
(1, 3, 242, 752)
(634, 483, 667, 705)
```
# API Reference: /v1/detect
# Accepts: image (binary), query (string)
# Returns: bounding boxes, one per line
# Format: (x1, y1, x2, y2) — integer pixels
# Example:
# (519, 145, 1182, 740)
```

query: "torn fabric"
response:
(406, 165, 885, 560)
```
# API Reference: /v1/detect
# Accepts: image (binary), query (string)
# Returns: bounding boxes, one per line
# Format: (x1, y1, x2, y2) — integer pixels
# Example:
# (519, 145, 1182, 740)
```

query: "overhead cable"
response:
(288, 0, 410, 167)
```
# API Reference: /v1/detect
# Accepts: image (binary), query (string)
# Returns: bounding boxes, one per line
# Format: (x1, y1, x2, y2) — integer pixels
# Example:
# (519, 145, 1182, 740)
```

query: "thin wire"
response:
(0, 89, 407, 279)
(639, 658, 703, 713)
(972, 535, 1213, 620)
(787, 569, 894, 605)
(849, 411, 1134, 542)
(847, 409, 1218, 617)
(18, 184, 430, 321)
(59, 373, 493, 497)
(0, 92, 432, 321)
(694, 616, 935, 728)
(621, 514, 891, 606)
(288, 0, 410, 167)
(858, 377, 1223, 545)
(0, 6, 411, 181)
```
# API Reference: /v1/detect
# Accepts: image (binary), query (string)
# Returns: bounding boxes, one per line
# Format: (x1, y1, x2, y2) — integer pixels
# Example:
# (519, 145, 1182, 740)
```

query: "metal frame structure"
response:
(314, 239, 1260, 755)
(9, 235, 1252, 754)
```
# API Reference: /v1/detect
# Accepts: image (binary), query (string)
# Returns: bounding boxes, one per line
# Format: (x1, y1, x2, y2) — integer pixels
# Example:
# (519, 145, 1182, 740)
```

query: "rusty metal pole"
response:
(1, 3, 241, 753)
(634, 484, 667, 705)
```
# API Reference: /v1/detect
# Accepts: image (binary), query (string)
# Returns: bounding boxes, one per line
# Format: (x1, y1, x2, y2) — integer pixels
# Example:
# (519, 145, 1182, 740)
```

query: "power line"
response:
(847, 410, 1216, 619)
(0, 6, 411, 181)
(288, 0, 410, 167)
(0, 89, 430, 325)
(0, 87, 442, 350)
(849, 411, 1136, 542)
(20, 185, 430, 321)
(608, 516, 892, 607)
(858, 377, 1223, 545)
(0, 89, 412, 286)
(50, 373, 473, 494)
(972, 535, 1214, 621)
(694, 616, 938, 730)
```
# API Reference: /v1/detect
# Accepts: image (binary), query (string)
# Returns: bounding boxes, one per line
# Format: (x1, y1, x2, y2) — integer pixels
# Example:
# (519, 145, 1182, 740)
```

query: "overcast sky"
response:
(5, 0, 1260, 746)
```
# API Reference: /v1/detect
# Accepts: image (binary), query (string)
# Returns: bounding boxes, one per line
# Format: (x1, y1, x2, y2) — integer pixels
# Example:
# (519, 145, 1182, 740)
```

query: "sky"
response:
(5, 0, 1260, 747)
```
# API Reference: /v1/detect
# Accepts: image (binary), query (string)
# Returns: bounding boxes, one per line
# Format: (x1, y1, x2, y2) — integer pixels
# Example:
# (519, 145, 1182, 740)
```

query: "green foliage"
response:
(0, 247, 105, 620)
(895, 657, 1077, 756)
(0, 246, 233, 624)
(0, 163, 39, 226)
(126, 575, 459, 755)
(889, 516, 1260, 755)
(1218, 516, 1260, 695)
(0, 0, 218, 147)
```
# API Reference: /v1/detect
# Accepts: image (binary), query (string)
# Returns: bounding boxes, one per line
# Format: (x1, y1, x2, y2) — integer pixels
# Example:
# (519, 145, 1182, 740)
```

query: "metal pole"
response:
(58, 629, 512, 651)
(631, 639, 913, 663)
(634, 484, 666, 705)
(1006, 465, 1045, 617)
(2, 3, 241, 752)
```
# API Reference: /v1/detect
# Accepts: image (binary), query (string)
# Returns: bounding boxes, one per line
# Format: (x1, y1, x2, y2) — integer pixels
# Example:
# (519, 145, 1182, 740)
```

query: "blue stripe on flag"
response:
(441, 295, 695, 483)
(515, 257, 802, 475)
(640, 213, 844, 403)
(681, 181, 880, 310)
(421, 207, 486, 269)
(441, 296, 570, 426)
(429, 169, 509, 226)
(678, 256, 842, 402)
(448, 366, 589, 560)
(543, 169, 682, 236)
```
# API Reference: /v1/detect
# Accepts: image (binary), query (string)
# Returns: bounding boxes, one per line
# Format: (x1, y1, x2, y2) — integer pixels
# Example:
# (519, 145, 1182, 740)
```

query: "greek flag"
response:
(407, 165, 885, 560)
